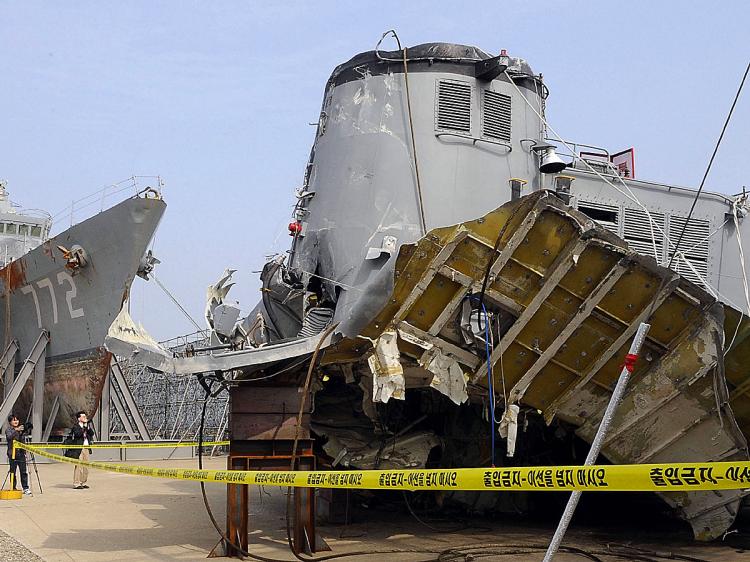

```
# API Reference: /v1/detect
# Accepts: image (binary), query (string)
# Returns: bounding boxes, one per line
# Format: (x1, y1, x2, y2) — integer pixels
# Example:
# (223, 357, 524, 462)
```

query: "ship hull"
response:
(0, 195, 166, 431)
(327, 191, 750, 540)
(15, 348, 110, 433)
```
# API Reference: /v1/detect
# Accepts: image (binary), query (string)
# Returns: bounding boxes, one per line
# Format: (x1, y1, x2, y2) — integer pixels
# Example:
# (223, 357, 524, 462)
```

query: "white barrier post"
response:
(544, 322, 651, 561)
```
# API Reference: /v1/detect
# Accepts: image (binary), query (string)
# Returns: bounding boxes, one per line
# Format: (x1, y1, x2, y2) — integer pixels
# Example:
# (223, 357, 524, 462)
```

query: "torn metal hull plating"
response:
(323, 191, 749, 540)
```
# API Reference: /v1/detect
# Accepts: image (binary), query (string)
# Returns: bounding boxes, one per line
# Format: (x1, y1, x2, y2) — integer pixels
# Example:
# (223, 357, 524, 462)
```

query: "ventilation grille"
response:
(667, 216, 710, 285)
(623, 208, 665, 262)
(482, 90, 511, 142)
(577, 200, 620, 235)
(297, 307, 334, 338)
(435, 80, 472, 133)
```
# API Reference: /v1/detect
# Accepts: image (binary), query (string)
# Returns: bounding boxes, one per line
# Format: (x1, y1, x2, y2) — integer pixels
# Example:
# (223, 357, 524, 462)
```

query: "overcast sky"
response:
(2, 1, 748, 340)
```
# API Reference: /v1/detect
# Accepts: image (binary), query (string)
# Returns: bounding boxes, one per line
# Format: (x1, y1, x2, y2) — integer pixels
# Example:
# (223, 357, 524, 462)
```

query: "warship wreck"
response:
(1, 181, 165, 436)
(108, 39, 750, 541)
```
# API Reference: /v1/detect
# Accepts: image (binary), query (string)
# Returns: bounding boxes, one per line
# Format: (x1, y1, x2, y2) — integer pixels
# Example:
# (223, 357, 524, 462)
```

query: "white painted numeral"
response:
(57, 271, 84, 319)
(21, 285, 42, 328)
(36, 278, 58, 324)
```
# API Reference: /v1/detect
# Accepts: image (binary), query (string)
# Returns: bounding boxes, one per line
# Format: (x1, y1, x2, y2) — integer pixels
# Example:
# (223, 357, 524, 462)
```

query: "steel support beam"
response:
(392, 229, 469, 324)
(41, 395, 60, 442)
(508, 262, 628, 403)
(0, 331, 49, 426)
(1, 339, 18, 400)
(222, 457, 248, 558)
(422, 201, 542, 338)
(110, 385, 139, 441)
(473, 238, 588, 382)
(31, 347, 45, 442)
(437, 265, 523, 315)
(544, 276, 680, 421)
(110, 358, 150, 440)
(99, 369, 111, 441)
(397, 322, 481, 369)
(477, 203, 541, 282)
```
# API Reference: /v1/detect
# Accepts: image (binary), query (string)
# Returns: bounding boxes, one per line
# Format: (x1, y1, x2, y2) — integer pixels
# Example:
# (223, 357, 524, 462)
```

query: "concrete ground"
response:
(0, 456, 748, 561)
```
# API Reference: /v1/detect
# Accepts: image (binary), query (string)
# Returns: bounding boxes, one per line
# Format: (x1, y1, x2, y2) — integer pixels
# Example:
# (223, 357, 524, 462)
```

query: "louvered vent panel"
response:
(482, 90, 511, 142)
(436, 80, 472, 133)
(668, 216, 710, 286)
(623, 208, 665, 262)
(576, 200, 620, 235)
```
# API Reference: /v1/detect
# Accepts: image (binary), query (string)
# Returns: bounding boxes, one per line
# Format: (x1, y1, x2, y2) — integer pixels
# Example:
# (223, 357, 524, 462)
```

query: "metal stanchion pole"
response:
(544, 322, 651, 561)
(1, 441, 22, 499)
(10, 443, 15, 491)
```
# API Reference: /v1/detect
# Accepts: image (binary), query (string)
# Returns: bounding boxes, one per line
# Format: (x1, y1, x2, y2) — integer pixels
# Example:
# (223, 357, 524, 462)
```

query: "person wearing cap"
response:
(5, 414, 31, 495)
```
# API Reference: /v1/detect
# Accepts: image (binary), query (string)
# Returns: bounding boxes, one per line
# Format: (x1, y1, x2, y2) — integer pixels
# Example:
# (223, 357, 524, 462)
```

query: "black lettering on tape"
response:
(556, 468, 574, 488)
(725, 466, 750, 484)
(664, 467, 682, 486)
(650, 467, 666, 487)
(381, 473, 405, 488)
(681, 467, 699, 486)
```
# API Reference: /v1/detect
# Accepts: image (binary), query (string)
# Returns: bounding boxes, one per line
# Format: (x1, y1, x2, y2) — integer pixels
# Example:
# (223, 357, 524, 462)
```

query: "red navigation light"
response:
(288, 222, 303, 236)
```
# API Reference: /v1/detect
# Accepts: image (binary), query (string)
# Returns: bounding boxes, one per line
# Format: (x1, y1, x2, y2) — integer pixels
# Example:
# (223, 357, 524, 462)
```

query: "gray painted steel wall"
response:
(568, 169, 750, 313)
(283, 43, 748, 336)
(292, 64, 544, 336)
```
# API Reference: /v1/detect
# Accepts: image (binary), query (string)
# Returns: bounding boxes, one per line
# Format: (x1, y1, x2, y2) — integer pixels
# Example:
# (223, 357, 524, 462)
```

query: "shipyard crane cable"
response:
(373, 30, 551, 100)
(481, 301, 497, 466)
(667, 59, 750, 271)
(191, 382, 684, 562)
(504, 65, 750, 316)
(645, 58, 750, 324)
(724, 195, 750, 356)
(473, 201, 522, 436)
(192, 324, 446, 562)
(376, 30, 427, 235)
(151, 273, 205, 333)
(502, 69, 668, 261)
(401, 491, 468, 534)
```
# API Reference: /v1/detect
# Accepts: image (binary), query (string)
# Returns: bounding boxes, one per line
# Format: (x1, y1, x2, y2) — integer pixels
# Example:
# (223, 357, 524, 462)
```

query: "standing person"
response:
(69, 410, 95, 489)
(5, 414, 31, 495)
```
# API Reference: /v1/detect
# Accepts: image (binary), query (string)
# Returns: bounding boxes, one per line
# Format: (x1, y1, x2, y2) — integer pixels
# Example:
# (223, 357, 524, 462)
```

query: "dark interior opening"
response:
(579, 205, 618, 223)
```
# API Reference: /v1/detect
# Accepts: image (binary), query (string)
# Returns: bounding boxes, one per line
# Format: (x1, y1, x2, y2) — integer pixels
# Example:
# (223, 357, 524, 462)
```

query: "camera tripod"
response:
(1, 437, 42, 495)
(24, 436, 43, 494)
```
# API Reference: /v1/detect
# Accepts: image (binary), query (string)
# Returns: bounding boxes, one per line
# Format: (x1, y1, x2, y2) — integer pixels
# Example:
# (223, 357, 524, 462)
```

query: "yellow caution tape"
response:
(15, 442, 750, 492)
(24, 441, 229, 449)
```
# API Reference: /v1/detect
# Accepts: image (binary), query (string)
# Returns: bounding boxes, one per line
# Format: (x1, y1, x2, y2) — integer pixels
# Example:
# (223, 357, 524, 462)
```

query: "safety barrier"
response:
(21, 441, 229, 449)
(14, 442, 750, 493)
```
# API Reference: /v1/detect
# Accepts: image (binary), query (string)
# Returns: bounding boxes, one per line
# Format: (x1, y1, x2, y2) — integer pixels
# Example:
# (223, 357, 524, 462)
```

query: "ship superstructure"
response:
(108, 40, 750, 541)
(0, 181, 51, 266)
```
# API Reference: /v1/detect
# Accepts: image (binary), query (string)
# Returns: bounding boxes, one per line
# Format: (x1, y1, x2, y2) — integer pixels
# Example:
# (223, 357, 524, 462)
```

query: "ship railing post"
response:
(543, 322, 651, 561)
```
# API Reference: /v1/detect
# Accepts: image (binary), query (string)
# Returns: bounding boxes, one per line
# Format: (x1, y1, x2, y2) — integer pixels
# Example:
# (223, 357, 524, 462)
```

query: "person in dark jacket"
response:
(69, 410, 95, 489)
(5, 414, 31, 495)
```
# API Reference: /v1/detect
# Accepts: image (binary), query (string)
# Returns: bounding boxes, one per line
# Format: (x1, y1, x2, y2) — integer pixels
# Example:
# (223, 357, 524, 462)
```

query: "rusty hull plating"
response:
(322, 191, 750, 540)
